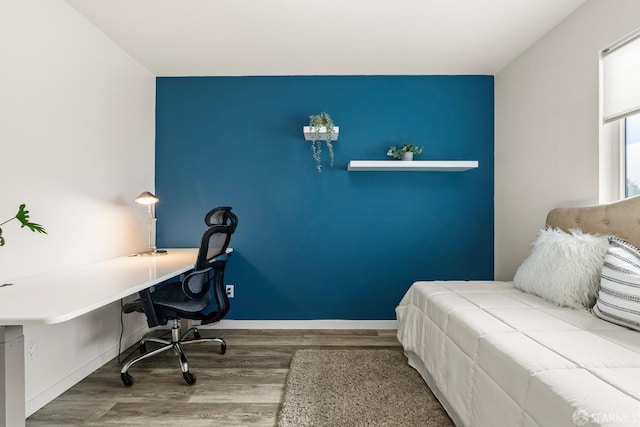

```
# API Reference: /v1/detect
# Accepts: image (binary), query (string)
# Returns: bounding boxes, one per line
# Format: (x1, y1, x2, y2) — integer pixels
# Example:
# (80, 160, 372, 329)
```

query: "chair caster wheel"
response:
(183, 372, 196, 385)
(220, 343, 227, 354)
(139, 343, 147, 354)
(121, 372, 134, 387)
(194, 330, 202, 340)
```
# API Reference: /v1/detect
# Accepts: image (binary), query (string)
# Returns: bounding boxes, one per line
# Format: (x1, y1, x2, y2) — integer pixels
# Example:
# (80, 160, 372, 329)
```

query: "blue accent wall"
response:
(156, 75, 494, 320)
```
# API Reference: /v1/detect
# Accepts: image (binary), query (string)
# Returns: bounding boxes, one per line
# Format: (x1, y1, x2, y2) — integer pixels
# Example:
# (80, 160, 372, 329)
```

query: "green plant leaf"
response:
(15, 204, 47, 234)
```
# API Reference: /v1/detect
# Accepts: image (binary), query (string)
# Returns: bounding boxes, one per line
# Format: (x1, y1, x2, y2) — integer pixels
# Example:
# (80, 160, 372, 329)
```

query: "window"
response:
(624, 113, 640, 197)
(600, 28, 640, 201)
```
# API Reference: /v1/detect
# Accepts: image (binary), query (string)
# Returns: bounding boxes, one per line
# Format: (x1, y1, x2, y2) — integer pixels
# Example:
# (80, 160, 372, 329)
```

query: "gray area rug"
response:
(277, 349, 455, 427)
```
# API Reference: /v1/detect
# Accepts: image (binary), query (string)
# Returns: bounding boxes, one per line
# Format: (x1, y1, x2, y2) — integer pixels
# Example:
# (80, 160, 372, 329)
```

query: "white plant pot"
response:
(401, 152, 414, 161)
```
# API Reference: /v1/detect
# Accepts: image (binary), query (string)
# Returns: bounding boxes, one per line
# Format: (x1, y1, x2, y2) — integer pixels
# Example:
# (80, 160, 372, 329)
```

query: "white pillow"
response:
(513, 228, 610, 310)
(592, 237, 640, 331)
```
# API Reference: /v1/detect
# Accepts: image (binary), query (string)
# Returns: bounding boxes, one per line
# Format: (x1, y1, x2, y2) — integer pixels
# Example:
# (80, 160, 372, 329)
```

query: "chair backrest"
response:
(197, 224, 231, 269)
(182, 224, 232, 299)
(204, 206, 238, 233)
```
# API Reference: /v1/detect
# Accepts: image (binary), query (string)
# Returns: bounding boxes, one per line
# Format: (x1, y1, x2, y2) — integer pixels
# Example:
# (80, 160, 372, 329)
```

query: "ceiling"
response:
(65, 0, 587, 76)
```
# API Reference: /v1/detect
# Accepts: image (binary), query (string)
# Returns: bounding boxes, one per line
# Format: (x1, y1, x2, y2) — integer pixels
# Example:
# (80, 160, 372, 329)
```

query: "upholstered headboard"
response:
(546, 196, 640, 248)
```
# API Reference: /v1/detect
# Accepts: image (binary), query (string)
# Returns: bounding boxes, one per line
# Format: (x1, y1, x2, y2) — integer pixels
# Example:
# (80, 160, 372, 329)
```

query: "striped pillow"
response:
(593, 237, 640, 331)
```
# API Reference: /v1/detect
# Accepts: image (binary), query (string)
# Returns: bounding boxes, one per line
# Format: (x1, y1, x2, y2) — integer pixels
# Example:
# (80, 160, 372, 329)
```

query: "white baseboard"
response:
(25, 325, 148, 417)
(196, 319, 398, 330)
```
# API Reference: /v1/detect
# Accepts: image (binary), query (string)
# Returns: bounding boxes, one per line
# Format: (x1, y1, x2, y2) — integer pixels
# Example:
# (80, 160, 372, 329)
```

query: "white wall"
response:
(494, 0, 640, 280)
(0, 0, 155, 415)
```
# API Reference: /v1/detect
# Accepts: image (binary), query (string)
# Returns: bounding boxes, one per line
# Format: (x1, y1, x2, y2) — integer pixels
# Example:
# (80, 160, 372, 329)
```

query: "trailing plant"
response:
(0, 204, 46, 246)
(308, 112, 336, 173)
(386, 143, 424, 159)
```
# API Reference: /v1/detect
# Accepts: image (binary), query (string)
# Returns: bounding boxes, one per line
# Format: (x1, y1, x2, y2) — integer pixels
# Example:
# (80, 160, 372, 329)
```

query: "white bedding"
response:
(396, 281, 640, 427)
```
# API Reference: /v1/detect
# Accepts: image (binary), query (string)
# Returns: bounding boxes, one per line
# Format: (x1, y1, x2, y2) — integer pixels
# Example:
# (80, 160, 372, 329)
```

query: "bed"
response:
(396, 197, 640, 427)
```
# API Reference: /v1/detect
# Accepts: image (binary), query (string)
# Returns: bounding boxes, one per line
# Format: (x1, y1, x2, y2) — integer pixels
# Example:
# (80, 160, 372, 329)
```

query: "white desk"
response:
(0, 248, 199, 427)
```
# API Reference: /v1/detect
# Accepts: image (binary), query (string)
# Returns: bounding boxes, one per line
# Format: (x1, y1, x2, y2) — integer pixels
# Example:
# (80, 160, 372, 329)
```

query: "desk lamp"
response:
(134, 191, 167, 256)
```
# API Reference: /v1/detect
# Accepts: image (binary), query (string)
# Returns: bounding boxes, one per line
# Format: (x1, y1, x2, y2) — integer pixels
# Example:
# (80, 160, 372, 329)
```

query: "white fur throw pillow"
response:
(513, 228, 610, 310)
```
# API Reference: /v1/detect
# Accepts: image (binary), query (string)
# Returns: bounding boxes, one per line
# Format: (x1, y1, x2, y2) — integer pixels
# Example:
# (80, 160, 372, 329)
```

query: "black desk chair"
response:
(120, 213, 237, 387)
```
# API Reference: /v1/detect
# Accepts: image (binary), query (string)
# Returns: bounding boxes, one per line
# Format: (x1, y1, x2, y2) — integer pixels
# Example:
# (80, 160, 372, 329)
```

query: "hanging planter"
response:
(303, 112, 339, 173)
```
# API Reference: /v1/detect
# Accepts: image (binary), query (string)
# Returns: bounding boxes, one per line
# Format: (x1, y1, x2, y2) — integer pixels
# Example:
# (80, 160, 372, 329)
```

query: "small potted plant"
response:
(387, 143, 423, 161)
(305, 112, 338, 173)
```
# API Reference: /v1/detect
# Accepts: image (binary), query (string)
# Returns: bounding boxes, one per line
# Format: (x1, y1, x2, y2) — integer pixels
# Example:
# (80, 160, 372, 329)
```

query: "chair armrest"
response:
(138, 288, 162, 328)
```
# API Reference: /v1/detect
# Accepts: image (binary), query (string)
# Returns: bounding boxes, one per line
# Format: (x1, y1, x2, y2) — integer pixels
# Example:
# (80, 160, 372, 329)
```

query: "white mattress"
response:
(396, 281, 640, 427)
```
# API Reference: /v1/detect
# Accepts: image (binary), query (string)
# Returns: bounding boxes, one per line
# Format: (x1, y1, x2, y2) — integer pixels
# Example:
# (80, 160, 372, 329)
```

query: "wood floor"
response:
(27, 329, 401, 426)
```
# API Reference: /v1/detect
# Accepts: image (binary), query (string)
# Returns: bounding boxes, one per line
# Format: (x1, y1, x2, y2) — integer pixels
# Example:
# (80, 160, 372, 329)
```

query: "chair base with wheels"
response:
(120, 318, 226, 387)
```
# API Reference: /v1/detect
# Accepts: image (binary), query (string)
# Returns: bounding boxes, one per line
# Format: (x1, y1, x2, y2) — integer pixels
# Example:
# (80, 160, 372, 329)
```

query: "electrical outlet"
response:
(225, 284, 234, 298)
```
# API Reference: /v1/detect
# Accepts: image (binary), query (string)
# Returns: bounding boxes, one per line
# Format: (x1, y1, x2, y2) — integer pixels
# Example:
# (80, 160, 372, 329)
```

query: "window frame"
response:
(619, 119, 626, 199)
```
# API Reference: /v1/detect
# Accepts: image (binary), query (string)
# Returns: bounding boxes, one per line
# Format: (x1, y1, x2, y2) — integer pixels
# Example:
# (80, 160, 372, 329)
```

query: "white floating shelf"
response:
(347, 160, 479, 172)
(303, 126, 339, 141)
